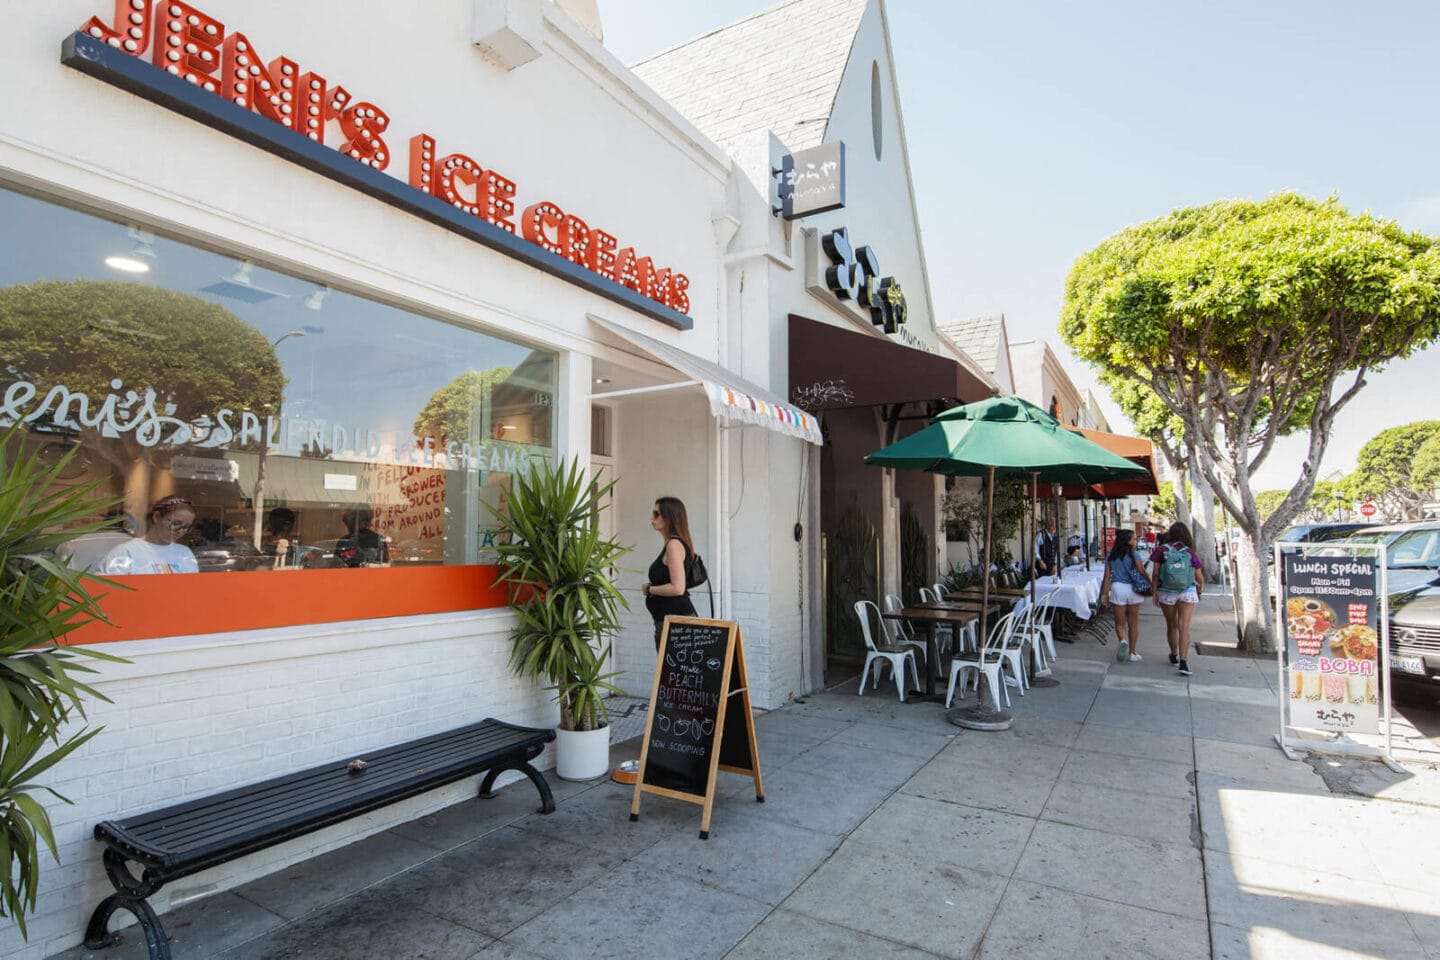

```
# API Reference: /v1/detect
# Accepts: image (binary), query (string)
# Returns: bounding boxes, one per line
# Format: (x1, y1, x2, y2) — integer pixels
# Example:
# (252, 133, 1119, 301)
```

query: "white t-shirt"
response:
(100, 538, 199, 575)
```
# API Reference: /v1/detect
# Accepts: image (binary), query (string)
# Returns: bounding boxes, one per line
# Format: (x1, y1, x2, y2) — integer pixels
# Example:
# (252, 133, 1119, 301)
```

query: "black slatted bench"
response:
(85, 718, 556, 960)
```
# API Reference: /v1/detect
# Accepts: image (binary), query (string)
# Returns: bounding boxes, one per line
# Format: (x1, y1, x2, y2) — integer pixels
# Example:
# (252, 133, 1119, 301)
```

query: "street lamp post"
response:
(252, 331, 307, 552)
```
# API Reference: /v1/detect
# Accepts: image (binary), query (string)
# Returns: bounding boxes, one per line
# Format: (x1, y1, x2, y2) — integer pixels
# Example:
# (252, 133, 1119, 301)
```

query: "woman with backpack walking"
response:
(1098, 529, 1151, 662)
(1150, 521, 1204, 676)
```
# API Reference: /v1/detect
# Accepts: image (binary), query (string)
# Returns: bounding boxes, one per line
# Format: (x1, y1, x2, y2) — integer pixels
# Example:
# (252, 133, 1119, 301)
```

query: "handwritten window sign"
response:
(775, 141, 846, 220)
(630, 617, 763, 839)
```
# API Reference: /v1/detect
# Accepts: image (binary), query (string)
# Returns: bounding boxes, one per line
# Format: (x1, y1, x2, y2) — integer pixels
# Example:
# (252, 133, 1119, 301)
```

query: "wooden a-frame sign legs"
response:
(629, 617, 763, 839)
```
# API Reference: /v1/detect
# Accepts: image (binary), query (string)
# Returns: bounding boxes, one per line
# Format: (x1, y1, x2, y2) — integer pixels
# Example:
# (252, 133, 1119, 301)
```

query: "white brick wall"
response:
(1, 610, 553, 960)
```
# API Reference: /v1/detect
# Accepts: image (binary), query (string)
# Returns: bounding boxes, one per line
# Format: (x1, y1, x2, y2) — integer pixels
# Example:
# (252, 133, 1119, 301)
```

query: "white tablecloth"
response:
(1013, 582, 1092, 620)
(1038, 573, 1101, 606)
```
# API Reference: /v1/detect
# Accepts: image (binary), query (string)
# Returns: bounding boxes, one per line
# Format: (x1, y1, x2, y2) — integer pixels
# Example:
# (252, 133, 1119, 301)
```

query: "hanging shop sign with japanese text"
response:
(63, 2, 692, 328)
(1281, 554, 1381, 734)
(775, 141, 845, 219)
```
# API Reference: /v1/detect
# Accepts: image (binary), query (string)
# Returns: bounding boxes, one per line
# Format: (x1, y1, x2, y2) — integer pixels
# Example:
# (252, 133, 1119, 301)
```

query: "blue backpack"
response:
(1158, 544, 1196, 592)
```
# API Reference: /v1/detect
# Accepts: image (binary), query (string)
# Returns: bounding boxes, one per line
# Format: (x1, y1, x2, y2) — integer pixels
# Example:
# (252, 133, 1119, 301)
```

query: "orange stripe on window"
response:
(62, 566, 509, 645)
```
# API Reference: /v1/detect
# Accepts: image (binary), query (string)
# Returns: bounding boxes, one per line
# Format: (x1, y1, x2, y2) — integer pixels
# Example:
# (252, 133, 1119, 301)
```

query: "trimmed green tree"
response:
(1094, 377, 1224, 578)
(411, 366, 515, 447)
(1254, 489, 1288, 523)
(1062, 194, 1440, 651)
(1413, 435, 1440, 501)
(0, 280, 287, 546)
(1352, 421, 1440, 520)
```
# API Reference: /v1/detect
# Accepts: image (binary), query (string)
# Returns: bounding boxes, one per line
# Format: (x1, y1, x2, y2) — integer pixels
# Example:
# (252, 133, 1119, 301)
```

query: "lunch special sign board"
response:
(63, 2, 692, 330)
(630, 617, 763, 840)
(1279, 550, 1387, 737)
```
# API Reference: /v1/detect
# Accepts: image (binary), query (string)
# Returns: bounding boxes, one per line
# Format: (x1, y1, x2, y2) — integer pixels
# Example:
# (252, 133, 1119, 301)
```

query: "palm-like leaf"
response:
(484, 457, 631, 730)
(0, 423, 131, 936)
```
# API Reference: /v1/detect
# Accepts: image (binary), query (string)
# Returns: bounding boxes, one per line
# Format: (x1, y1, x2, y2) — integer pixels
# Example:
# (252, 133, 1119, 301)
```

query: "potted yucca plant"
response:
(486, 457, 630, 780)
(0, 425, 127, 937)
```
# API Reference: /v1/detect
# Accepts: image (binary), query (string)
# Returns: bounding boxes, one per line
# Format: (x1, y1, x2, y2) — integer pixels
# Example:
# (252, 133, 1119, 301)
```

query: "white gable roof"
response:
(631, 0, 869, 155)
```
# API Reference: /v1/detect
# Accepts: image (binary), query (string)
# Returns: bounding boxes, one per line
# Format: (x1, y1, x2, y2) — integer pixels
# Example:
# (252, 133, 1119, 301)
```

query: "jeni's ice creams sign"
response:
(67, 2, 691, 324)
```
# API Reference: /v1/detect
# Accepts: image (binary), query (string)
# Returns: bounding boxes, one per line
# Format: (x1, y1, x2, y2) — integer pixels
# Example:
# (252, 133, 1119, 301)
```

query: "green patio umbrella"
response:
(864, 396, 1149, 644)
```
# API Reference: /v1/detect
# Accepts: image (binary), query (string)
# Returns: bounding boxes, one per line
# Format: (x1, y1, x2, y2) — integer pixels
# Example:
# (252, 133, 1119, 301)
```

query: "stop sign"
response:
(1360, 501, 1377, 517)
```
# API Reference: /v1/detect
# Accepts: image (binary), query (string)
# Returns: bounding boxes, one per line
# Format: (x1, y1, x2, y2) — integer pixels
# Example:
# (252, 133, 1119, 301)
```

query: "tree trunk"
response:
(1234, 529, 1276, 652)
(1157, 446, 1192, 532)
(1189, 468, 1220, 583)
(1171, 483, 1191, 529)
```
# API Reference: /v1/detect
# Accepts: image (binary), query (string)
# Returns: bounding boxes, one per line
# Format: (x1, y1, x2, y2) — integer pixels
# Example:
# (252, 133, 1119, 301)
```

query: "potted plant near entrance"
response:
(487, 457, 630, 780)
(0, 425, 127, 937)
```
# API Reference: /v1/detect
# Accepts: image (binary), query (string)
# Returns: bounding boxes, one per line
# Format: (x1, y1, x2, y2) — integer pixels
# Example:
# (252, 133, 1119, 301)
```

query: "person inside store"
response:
(341, 508, 390, 565)
(263, 507, 297, 568)
(1098, 529, 1149, 663)
(1033, 518, 1058, 578)
(100, 496, 200, 575)
(641, 495, 697, 650)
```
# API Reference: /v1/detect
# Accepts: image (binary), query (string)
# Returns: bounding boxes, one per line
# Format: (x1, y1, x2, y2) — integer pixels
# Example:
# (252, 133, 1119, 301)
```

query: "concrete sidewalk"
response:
(57, 589, 1440, 959)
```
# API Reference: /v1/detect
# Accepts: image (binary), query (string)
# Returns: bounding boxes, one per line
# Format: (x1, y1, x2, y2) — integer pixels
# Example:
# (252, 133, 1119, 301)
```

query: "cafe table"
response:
(949, 586, 1028, 600)
(1045, 571, 1102, 605)
(1013, 580, 1092, 620)
(946, 589, 1023, 609)
(881, 605, 995, 702)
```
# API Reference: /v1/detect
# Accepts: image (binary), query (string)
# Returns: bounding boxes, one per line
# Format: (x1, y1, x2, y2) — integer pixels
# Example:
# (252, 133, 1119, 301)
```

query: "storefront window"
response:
(0, 186, 554, 579)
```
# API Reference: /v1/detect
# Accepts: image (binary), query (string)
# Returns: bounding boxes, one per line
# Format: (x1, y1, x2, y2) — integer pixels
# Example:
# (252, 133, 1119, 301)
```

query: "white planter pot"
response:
(554, 725, 610, 781)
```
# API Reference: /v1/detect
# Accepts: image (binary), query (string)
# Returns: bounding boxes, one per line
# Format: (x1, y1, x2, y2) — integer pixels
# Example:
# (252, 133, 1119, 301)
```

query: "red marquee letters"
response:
(77, 1, 691, 315)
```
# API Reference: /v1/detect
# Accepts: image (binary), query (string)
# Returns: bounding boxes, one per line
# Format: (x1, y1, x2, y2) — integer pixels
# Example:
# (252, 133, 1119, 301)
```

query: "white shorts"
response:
(1108, 582, 1143, 606)
(1157, 586, 1200, 605)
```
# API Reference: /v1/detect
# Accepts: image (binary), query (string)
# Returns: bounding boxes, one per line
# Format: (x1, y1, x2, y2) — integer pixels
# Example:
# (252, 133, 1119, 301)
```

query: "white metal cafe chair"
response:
(999, 613, 1030, 696)
(916, 587, 956, 656)
(946, 611, 1022, 711)
(931, 580, 973, 651)
(1016, 590, 1059, 673)
(882, 594, 928, 668)
(854, 600, 920, 702)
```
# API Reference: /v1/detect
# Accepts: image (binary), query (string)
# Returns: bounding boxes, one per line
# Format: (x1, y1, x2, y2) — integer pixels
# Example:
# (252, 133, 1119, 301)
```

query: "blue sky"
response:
(598, 0, 1440, 496)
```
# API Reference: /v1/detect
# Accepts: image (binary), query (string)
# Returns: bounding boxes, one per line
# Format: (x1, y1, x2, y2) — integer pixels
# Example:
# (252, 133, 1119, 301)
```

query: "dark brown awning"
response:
(788, 314, 994, 412)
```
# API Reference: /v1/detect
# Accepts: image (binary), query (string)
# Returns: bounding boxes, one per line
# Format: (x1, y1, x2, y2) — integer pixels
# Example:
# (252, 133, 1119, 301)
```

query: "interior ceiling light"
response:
(201, 259, 287, 303)
(104, 226, 157, 274)
(593, 377, 612, 385)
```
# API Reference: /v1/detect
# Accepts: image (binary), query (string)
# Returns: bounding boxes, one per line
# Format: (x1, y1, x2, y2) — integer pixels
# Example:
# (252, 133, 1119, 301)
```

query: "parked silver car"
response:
(1326, 522, 1440, 686)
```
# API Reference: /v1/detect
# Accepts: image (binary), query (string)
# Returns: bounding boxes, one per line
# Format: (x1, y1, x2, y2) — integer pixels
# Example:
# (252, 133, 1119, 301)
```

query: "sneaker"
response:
(1168, 653, 1179, 665)
(1116, 640, 1129, 662)
(1178, 659, 1192, 676)
(1128, 653, 1143, 662)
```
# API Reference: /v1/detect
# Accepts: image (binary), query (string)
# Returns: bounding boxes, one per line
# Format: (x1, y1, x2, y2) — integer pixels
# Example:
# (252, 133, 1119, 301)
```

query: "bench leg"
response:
(85, 849, 171, 959)
(479, 760, 556, 814)
(85, 893, 171, 960)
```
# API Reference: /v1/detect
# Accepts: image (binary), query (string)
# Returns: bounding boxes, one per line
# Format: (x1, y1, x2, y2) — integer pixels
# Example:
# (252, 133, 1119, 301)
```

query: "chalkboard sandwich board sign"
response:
(629, 617, 763, 839)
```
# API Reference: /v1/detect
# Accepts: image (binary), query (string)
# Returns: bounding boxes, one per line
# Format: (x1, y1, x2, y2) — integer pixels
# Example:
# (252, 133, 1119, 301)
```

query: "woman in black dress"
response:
(641, 496, 697, 649)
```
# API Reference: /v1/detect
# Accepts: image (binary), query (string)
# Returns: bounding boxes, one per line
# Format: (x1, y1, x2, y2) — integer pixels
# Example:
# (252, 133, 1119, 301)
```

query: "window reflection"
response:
(0, 187, 554, 572)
